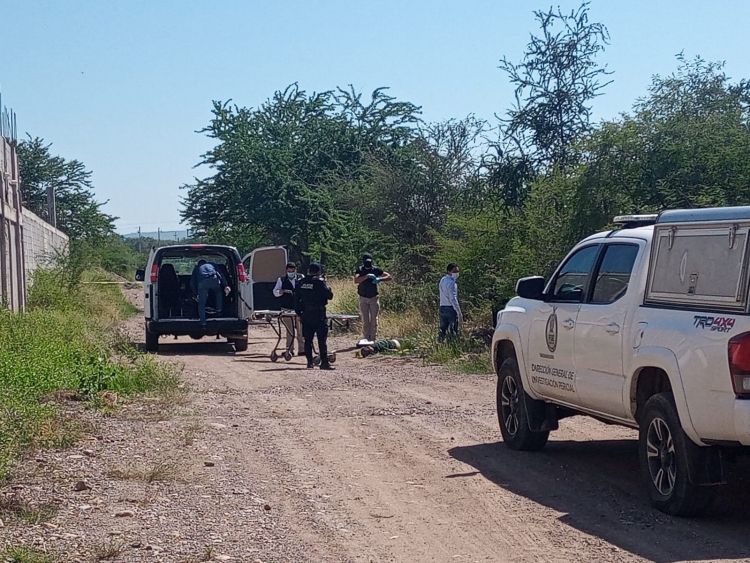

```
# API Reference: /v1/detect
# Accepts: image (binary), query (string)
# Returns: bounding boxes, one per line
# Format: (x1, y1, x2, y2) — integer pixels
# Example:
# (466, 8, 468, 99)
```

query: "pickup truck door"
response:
(574, 242, 641, 418)
(240, 246, 288, 319)
(525, 244, 601, 406)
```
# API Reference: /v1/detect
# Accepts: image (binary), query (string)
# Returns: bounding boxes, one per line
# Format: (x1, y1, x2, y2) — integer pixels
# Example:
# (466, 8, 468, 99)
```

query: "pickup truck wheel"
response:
(233, 337, 248, 352)
(145, 326, 159, 353)
(497, 358, 549, 451)
(639, 392, 716, 517)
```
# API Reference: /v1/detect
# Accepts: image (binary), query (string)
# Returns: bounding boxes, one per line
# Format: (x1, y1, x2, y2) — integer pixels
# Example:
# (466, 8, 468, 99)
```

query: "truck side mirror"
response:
(516, 276, 546, 300)
(134, 269, 145, 282)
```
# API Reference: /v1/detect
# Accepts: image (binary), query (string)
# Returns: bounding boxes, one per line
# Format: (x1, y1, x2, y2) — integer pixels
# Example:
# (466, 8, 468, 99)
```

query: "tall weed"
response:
(0, 268, 177, 479)
(327, 277, 491, 367)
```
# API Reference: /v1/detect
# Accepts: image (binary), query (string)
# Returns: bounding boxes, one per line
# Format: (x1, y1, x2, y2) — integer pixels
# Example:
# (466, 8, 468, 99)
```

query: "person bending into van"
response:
(354, 253, 392, 342)
(438, 263, 462, 343)
(191, 259, 230, 326)
(295, 262, 335, 370)
(273, 261, 305, 355)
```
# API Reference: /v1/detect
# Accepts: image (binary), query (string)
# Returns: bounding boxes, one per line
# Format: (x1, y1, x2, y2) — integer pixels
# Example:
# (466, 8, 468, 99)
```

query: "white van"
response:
(135, 244, 287, 352)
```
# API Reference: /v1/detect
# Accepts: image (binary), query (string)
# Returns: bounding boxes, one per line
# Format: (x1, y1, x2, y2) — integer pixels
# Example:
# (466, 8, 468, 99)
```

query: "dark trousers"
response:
(302, 317, 329, 366)
(197, 277, 222, 325)
(438, 305, 458, 343)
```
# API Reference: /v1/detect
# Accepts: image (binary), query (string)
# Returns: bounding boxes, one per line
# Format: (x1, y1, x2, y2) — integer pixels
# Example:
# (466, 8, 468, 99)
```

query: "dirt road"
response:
(5, 295, 750, 562)
(153, 328, 750, 563)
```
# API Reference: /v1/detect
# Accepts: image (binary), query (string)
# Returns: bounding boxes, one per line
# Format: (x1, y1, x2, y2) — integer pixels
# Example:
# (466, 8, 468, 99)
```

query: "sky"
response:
(1, 0, 749, 235)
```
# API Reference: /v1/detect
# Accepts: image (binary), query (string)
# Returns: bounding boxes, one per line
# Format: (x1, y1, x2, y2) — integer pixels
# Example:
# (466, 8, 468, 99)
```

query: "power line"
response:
(116, 221, 188, 227)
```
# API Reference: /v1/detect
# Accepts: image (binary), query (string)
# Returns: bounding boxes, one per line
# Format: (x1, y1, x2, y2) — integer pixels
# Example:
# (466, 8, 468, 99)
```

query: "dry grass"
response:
(327, 277, 495, 372)
(0, 547, 56, 563)
(327, 278, 436, 342)
(0, 493, 57, 525)
(107, 460, 179, 484)
(91, 539, 125, 561)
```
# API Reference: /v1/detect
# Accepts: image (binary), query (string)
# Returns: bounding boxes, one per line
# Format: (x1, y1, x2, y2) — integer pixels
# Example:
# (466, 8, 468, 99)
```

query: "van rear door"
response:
(240, 246, 288, 318)
(144, 248, 158, 321)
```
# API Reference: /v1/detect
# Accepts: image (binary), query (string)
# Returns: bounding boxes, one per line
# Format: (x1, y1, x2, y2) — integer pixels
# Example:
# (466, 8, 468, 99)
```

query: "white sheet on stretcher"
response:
(252, 310, 359, 320)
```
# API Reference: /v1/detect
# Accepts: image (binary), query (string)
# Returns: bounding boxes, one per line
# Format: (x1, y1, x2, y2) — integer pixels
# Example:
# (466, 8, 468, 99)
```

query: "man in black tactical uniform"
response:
(294, 262, 335, 370)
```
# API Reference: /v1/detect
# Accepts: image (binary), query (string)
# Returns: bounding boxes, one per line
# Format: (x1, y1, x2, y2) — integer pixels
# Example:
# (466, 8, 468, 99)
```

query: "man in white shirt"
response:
(274, 262, 304, 355)
(438, 263, 462, 343)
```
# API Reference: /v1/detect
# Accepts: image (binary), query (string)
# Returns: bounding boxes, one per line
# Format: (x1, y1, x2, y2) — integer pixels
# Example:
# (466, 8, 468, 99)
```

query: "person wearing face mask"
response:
(273, 262, 305, 356)
(438, 263, 462, 343)
(353, 253, 392, 343)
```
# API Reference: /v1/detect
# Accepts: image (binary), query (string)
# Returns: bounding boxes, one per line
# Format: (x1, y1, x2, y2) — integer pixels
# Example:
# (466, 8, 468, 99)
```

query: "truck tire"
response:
(233, 337, 248, 352)
(145, 326, 159, 353)
(496, 358, 549, 451)
(639, 392, 716, 517)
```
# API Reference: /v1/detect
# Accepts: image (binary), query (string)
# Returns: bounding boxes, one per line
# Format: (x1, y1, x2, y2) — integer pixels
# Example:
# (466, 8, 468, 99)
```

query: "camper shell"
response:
(645, 207, 750, 313)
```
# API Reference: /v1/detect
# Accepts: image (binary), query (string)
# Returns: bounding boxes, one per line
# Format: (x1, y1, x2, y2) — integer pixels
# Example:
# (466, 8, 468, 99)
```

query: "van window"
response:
(161, 254, 230, 276)
(551, 245, 600, 303)
(591, 244, 639, 304)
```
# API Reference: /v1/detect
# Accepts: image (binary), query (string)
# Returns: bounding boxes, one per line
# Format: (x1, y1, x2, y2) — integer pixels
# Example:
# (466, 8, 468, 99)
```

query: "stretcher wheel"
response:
(328, 353, 337, 364)
(313, 355, 321, 366)
(283, 351, 293, 362)
(270, 351, 279, 362)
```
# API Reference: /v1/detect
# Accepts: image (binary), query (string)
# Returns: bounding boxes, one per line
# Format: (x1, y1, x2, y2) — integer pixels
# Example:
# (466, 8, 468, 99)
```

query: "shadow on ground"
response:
(449, 439, 750, 562)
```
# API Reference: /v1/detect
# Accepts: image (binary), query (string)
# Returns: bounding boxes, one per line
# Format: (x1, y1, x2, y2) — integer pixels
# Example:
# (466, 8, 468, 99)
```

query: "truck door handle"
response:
(562, 318, 575, 330)
(605, 323, 621, 335)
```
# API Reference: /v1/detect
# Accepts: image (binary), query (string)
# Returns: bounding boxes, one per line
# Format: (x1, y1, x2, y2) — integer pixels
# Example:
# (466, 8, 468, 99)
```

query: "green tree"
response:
(583, 55, 750, 212)
(498, 2, 611, 173)
(181, 85, 422, 266)
(359, 117, 486, 279)
(17, 137, 116, 241)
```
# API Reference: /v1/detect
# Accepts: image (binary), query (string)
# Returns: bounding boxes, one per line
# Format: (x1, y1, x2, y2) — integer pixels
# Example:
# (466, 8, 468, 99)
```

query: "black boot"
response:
(320, 363, 335, 371)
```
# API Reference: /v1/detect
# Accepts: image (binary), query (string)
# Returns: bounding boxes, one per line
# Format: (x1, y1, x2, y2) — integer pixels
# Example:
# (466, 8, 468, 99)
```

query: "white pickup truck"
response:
(492, 206, 750, 517)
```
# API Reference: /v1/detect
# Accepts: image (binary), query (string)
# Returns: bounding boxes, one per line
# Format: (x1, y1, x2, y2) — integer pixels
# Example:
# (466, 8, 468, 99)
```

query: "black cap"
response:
(308, 262, 321, 274)
(363, 253, 372, 261)
(286, 261, 297, 269)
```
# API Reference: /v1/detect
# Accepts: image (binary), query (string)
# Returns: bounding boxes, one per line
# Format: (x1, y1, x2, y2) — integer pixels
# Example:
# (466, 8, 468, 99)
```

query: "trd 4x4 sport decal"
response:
(693, 316, 735, 333)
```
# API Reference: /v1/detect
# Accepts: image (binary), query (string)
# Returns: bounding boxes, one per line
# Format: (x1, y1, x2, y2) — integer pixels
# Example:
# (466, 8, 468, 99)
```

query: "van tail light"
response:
(728, 332, 750, 397)
(237, 264, 247, 283)
(150, 264, 159, 283)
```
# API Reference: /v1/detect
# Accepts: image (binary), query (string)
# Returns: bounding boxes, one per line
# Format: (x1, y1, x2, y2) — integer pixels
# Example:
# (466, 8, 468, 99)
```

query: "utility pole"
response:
(138, 226, 142, 253)
(157, 228, 161, 246)
(46, 185, 56, 228)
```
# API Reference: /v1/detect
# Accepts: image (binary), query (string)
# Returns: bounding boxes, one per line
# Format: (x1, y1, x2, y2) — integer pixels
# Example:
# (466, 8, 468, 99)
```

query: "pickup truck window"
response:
(551, 245, 600, 303)
(591, 244, 639, 304)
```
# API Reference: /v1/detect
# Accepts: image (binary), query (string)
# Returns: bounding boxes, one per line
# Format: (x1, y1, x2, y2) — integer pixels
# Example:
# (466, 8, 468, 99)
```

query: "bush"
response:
(327, 276, 492, 366)
(0, 268, 178, 479)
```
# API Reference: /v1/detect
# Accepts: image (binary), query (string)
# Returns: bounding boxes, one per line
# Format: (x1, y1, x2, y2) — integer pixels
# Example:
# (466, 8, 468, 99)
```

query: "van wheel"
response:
(233, 337, 248, 352)
(145, 326, 159, 353)
(639, 392, 716, 517)
(496, 358, 549, 451)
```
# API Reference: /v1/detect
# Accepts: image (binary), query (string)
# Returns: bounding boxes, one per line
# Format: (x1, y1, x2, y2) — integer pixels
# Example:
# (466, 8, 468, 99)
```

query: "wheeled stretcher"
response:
(251, 310, 359, 363)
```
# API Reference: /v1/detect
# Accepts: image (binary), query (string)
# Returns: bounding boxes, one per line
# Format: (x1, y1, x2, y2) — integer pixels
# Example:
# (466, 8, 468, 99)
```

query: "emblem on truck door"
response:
(546, 309, 558, 353)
